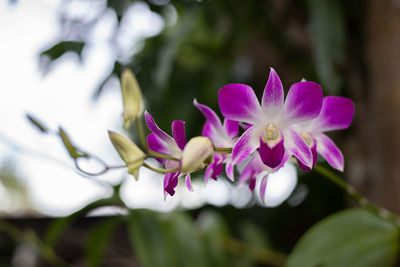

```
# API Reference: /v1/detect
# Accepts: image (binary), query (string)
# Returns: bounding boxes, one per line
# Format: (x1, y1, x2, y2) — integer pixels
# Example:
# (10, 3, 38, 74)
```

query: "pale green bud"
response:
(121, 69, 143, 129)
(181, 137, 214, 173)
(108, 131, 145, 180)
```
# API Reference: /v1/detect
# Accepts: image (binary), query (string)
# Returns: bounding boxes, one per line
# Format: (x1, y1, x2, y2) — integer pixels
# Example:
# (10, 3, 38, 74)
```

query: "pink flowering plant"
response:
(47, 67, 358, 203)
(38, 68, 357, 200)
(24, 67, 400, 267)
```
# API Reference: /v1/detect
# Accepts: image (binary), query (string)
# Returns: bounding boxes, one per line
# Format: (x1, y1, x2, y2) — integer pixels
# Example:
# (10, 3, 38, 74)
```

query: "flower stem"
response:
(147, 151, 179, 161)
(142, 162, 179, 174)
(314, 164, 400, 227)
(214, 147, 232, 154)
(135, 117, 148, 152)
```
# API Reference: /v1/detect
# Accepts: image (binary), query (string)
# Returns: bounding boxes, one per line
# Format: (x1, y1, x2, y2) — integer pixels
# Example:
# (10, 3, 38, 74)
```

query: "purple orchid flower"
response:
(292, 96, 354, 171)
(144, 111, 193, 198)
(194, 99, 239, 182)
(218, 68, 323, 170)
(239, 151, 287, 203)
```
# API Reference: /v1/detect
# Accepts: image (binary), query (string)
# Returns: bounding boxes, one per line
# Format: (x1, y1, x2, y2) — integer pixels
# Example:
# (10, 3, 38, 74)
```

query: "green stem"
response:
(143, 162, 180, 174)
(214, 147, 233, 154)
(314, 164, 400, 227)
(135, 118, 148, 152)
(147, 151, 179, 161)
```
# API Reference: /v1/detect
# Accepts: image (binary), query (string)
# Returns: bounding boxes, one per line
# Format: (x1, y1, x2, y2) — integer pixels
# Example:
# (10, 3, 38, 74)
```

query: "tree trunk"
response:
(349, 0, 400, 213)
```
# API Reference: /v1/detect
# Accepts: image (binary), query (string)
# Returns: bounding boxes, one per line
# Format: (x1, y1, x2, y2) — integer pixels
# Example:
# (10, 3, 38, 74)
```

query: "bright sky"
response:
(0, 0, 299, 217)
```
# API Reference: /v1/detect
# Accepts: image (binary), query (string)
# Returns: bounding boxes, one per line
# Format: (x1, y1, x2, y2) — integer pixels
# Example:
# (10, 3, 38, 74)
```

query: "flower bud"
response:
(121, 69, 143, 129)
(108, 131, 145, 180)
(181, 137, 214, 173)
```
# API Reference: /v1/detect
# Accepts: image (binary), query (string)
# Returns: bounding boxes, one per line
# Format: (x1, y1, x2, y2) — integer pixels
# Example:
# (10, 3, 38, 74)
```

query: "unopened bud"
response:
(181, 137, 214, 173)
(121, 69, 143, 129)
(108, 131, 145, 180)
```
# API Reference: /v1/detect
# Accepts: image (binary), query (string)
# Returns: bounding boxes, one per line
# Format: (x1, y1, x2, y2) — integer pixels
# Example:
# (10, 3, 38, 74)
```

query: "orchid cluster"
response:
(110, 68, 354, 202)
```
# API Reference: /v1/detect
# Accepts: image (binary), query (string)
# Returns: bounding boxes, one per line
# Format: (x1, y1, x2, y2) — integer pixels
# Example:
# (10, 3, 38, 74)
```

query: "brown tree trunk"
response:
(349, 0, 400, 213)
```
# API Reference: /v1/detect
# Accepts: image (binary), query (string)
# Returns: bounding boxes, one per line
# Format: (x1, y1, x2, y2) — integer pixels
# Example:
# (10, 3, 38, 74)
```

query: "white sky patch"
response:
(0, 1, 299, 216)
(0, 0, 160, 215)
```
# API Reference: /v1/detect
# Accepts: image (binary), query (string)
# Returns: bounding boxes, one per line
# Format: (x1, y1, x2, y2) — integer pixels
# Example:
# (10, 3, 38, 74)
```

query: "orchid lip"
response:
(261, 123, 281, 146)
(259, 125, 285, 168)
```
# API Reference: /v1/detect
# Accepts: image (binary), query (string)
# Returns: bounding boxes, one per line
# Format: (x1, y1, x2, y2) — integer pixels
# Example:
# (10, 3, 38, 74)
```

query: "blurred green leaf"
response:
(307, 0, 345, 94)
(58, 127, 88, 159)
(239, 220, 272, 249)
(85, 217, 123, 267)
(40, 41, 85, 61)
(44, 197, 122, 247)
(26, 114, 48, 133)
(287, 208, 400, 267)
(127, 210, 175, 267)
(167, 212, 208, 267)
(197, 210, 230, 267)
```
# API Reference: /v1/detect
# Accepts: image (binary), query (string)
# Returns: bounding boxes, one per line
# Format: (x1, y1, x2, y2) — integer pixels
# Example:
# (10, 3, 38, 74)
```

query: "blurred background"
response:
(1, 0, 399, 266)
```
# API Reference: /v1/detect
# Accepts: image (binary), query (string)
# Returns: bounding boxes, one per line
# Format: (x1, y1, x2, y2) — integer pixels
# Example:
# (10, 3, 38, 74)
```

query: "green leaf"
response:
(44, 197, 122, 247)
(58, 127, 88, 159)
(40, 41, 85, 62)
(239, 220, 272, 249)
(197, 211, 230, 267)
(127, 210, 175, 267)
(167, 212, 208, 267)
(26, 113, 48, 133)
(287, 208, 400, 267)
(85, 217, 122, 267)
(108, 131, 145, 180)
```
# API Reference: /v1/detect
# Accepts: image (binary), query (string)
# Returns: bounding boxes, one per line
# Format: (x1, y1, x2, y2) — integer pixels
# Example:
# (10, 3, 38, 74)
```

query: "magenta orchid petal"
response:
(145, 111, 176, 146)
(259, 135, 285, 168)
(285, 128, 313, 168)
(225, 160, 234, 181)
(239, 152, 264, 184)
(146, 133, 169, 164)
(202, 121, 225, 146)
(224, 119, 239, 139)
(239, 163, 253, 184)
(249, 176, 256, 191)
(232, 126, 261, 165)
(204, 164, 214, 184)
(298, 141, 317, 171)
(239, 122, 253, 131)
(284, 81, 323, 124)
(185, 173, 193, 191)
(313, 96, 355, 132)
(194, 99, 224, 130)
(202, 121, 213, 139)
(172, 120, 186, 150)
(262, 68, 284, 114)
(260, 176, 268, 204)
(218, 84, 262, 124)
(315, 133, 344, 171)
(164, 172, 179, 198)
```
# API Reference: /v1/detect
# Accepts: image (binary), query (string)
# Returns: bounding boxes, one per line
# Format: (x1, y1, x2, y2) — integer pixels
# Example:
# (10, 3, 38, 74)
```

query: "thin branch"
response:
(135, 118, 148, 152)
(142, 162, 179, 174)
(214, 147, 233, 154)
(147, 151, 179, 161)
(314, 164, 400, 227)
